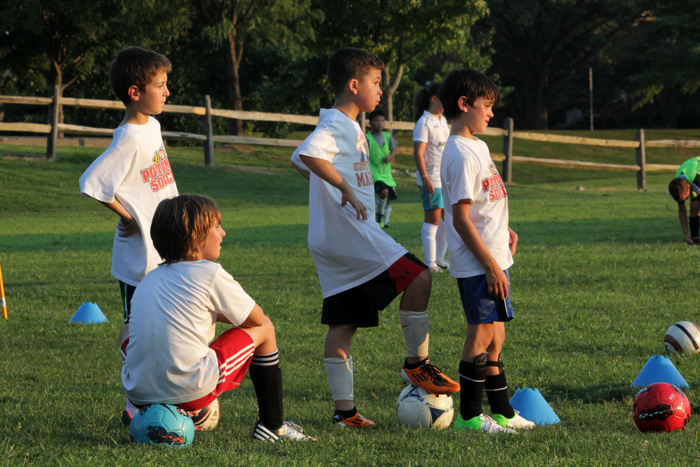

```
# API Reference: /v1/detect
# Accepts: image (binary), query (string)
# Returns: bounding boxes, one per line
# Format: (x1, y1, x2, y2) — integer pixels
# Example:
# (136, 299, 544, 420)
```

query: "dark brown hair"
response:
(413, 82, 441, 122)
(668, 177, 690, 203)
(439, 69, 501, 120)
(151, 194, 221, 264)
(327, 47, 384, 95)
(109, 46, 172, 105)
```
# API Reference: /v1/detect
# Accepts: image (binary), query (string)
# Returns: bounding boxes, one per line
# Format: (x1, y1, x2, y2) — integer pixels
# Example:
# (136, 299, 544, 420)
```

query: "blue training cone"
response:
(510, 388, 560, 426)
(631, 355, 688, 388)
(70, 302, 108, 324)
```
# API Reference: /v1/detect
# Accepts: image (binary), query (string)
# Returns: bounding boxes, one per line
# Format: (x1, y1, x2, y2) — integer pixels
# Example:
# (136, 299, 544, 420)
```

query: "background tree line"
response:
(0, 0, 698, 137)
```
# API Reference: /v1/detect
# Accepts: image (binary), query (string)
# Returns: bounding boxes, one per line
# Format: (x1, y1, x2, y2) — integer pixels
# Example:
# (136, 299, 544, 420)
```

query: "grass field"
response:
(1, 131, 700, 466)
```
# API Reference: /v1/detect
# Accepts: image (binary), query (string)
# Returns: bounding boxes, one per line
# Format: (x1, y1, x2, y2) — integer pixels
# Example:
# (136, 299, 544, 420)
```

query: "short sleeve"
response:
(291, 128, 336, 170)
(445, 151, 480, 205)
(412, 118, 429, 143)
(209, 268, 256, 326)
(79, 146, 133, 203)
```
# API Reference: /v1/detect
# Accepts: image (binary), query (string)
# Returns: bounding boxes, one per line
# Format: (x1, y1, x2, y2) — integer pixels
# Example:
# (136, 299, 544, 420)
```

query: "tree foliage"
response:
(482, 0, 646, 129)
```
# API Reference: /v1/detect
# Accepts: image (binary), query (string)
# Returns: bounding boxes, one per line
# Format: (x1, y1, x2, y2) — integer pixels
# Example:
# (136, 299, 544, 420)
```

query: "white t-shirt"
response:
(122, 260, 255, 405)
(441, 135, 513, 278)
(412, 110, 450, 188)
(79, 117, 178, 286)
(291, 108, 407, 297)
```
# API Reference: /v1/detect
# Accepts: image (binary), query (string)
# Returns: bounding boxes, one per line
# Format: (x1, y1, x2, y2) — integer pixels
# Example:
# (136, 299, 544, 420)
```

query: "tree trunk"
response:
(224, 31, 244, 136)
(50, 61, 66, 137)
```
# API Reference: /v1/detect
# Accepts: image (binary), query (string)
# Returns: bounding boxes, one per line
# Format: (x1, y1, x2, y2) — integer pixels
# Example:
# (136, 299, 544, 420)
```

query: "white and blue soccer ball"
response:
(129, 404, 195, 448)
(396, 384, 454, 429)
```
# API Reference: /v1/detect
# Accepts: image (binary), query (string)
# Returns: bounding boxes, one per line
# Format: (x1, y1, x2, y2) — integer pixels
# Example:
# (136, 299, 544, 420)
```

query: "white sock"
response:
(399, 310, 429, 358)
(436, 220, 448, 262)
(383, 205, 392, 225)
(376, 197, 387, 219)
(421, 222, 438, 267)
(324, 356, 354, 402)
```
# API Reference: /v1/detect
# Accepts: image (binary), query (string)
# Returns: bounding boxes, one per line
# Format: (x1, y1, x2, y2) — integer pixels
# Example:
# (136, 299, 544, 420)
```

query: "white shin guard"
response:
(399, 310, 430, 358)
(421, 223, 438, 267)
(324, 356, 354, 402)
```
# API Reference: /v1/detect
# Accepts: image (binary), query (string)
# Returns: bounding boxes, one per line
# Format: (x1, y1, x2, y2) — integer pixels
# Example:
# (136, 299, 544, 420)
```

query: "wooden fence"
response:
(2, 90, 699, 189)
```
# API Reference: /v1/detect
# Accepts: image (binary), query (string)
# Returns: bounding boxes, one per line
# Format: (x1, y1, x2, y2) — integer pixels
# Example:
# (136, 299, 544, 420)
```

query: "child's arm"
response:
(452, 200, 510, 299)
(299, 155, 368, 220)
(677, 202, 693, 244)
(237, 304, 265, 328)
(98, 200, 141, 238)
(413, 142, 434, 194)
(292, 162, 311, 181)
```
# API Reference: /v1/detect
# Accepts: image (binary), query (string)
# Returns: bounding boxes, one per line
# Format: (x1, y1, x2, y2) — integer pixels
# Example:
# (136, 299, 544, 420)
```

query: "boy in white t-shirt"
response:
(79, 46, 178, 424)
(122, 194, 315, 442)
(291, 47, 459, 428)
(439, 69, 535, 434)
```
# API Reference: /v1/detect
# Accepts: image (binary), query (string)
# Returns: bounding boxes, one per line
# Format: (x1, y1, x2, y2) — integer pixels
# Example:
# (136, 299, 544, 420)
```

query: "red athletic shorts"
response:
(122, 327, 255, 412)
(176, 328, 255, 411)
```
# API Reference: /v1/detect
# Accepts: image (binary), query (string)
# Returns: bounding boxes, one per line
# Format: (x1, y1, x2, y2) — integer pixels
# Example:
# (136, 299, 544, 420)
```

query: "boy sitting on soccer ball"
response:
(121, 194, 314, 442)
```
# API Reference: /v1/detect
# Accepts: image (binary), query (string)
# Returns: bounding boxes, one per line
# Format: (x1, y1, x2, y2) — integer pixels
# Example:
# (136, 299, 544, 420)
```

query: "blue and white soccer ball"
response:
(396, 384, 454, 429)
(129, 404, 195, 448)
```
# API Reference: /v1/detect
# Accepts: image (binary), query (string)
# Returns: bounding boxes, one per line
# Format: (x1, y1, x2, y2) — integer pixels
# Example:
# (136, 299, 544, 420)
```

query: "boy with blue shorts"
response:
(439, 69, 535, 433)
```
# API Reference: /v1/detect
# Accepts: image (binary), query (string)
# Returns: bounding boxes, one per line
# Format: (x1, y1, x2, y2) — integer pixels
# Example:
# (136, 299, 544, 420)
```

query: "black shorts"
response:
(374, 181, 398, 200)
(321, 253, 427, 327)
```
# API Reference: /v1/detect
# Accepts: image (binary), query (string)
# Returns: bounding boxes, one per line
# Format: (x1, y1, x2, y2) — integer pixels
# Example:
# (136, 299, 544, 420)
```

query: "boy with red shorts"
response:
(291, 47, 459, 428)
(121, 194, 314, 442)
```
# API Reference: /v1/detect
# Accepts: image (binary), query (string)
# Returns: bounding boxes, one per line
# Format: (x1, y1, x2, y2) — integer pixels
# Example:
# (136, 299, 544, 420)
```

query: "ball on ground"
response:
(664, 321, 700, 355)
(633, 382, 691, 433)
(130, 404, 195, 447)
(396, 384, 454, 429)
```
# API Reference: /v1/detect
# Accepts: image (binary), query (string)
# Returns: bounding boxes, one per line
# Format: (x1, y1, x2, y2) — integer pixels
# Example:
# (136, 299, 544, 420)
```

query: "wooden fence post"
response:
(636, 128, 646, 191)
(502, 118, 514, 184)
(201, 95, 215, 166)
(46, 84, 60, 160)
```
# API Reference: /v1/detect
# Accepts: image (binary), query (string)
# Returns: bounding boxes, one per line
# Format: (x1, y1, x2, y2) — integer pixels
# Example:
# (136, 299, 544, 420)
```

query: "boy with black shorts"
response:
(366, 109, 398, 228)
(79, 46, 178, 423)
(122, 194, 315, 442)
(439, 68, 535, 433)
(291, 47, 459, 428)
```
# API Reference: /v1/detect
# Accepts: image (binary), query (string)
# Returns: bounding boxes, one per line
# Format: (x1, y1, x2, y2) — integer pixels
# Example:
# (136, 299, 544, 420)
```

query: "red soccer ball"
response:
(633, 382, 691, 432)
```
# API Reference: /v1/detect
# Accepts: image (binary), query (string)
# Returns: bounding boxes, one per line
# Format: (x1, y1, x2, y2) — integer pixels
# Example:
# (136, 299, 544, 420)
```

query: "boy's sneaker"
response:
(435, 259, 449, 270)
(121, 398, 140, 427)
(401, 360, 460, 394)
(491, 411, 536, 430)
(332, 411, 376, 428)
(454, 413, 516, 434)
(252, 420, 316, 442)
(121, 410, 133, 427)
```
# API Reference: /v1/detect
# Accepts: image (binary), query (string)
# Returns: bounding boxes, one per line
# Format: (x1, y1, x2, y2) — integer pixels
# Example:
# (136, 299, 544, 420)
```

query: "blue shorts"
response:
(457, 270, 514, 324)
(419, 186, 443, 211)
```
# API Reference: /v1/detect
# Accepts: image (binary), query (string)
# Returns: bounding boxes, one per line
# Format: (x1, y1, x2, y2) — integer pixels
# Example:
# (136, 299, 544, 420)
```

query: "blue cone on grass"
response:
(510, 388, 560, 425)
(631, 355, 688, 388)
(70, 302, 108, 324)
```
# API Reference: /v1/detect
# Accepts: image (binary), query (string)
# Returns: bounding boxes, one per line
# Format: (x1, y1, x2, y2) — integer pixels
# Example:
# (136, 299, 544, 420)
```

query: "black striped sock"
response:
(249, 350, 283, 430)
(459, 358, 486, 420)
(485, 372, 515, 418)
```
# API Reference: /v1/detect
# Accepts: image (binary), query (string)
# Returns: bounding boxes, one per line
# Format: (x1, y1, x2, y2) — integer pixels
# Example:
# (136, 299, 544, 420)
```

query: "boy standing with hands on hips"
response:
(79, 46, 179, 424)
(439, 69, 535, 433)
(291, 47, 459, 428)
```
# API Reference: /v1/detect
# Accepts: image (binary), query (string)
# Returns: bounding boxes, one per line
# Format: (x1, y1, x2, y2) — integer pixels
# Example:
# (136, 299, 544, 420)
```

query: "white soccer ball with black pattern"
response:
(664, 321, 700, 355)
(396, 384, 454, 429)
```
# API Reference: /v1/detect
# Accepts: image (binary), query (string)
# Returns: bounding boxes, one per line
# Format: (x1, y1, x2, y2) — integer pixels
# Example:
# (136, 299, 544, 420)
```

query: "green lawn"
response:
(0, 135, 699, 465)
